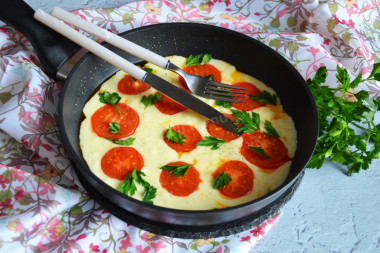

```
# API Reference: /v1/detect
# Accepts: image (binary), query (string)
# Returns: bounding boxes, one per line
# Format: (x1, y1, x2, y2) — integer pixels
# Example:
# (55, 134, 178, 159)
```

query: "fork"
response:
(51, 7, 248, 103)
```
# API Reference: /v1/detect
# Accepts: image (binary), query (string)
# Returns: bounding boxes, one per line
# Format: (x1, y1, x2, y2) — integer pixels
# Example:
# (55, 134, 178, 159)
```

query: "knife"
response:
(33, 9, 238, 134)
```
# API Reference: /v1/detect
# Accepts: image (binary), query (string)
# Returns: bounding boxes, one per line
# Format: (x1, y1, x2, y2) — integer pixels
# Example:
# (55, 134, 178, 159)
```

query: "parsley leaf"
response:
(250, 90, 278, 105)
(106, 137, 135, 146)
(141, 93, 161, 108)
(118, 168, 157, 204)
(307, 64, 380, 175)
(109, 122, 121, 134)
(166, 127, 187, 144)
(160, 164, 194, 177)
(248, 146, 269, 159)
(196, 136, 226, 150)
(264, 120, 280, 138)
(231, 109, 260, 134)
(99, 91, 122, 115)
(215, 100, 231, 108)
(213, 171, 232, 189)
(186, 53, 212, 66)
(143, 67, 153, 73)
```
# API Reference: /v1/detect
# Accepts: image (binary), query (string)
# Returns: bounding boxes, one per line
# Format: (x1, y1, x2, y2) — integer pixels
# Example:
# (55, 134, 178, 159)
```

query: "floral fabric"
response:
(0, 0, 379, 252)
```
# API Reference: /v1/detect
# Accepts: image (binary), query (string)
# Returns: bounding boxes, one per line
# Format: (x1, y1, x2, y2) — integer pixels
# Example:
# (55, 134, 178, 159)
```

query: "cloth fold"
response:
(0, 0, 379, 252)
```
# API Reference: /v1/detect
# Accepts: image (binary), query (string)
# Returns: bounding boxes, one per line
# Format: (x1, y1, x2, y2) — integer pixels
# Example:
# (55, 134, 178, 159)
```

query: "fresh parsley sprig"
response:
(213, 171, 232, 189)
(99, 91, 122, 115)
(264, 120, 280, 138)
(196, 136, 226, 150)
(230, 109, 260, 134)
(118, 168, 156, 204)
(105, 137, 135, 146)
(109, 122, 121, 134)
(307, 64, 380, 175)
(166, 127, 187, 144)
(186, 53, 212, 66)
(141, 93, 161, 108)
(248, 146, 269, 159)
(250, 90, 278, 105)
(160, 164, 194, 177)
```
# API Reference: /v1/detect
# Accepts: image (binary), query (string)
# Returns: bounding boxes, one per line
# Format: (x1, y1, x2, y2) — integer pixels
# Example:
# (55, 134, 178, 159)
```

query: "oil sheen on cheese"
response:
(79, 56, 297, 210)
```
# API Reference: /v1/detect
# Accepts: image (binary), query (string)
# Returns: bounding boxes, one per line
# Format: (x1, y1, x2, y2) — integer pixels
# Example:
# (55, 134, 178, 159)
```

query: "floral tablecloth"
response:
(0, 0, 379, 252)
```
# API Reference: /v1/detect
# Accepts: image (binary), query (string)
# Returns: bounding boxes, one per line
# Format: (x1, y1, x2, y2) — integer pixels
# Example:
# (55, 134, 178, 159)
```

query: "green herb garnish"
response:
(248, 146, 269, 159)
(186, 53, 212, 66)
(106, 137, 135, 146)
(160, 164, 194, 177)
(141, 93, 161, 108)
(109, 122, 121, 134)
(307, 64, 380, 175)
(250, 90, 278, 105)
(213, 171, 232, 189)
(99, 91, 122, 115)
(118, 168, 156, 204)
(196, 136, 226, 150)
(166, 127, 187, 144)
(231, 109, 260, 134)
(215, 100, 232, 108)
(264, 120, 280, 138)
(143, 67, 153, 73)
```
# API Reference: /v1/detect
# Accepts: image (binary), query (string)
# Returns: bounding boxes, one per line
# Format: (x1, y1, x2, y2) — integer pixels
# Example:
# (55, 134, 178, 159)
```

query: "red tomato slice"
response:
(212, 160, 254, 198)
(101, 147, 144, 180)
(240, 131, 290, 170)
(163, 125, 202, 153)
(91, 103, 139, 140)
(154, 91, 188, 115)
(231, 82, 265, 111)
(179, 63, 222, 89)
(206, 113, 240, 142)
(159, 161, 201, 196)
(117, 74, 150, 94)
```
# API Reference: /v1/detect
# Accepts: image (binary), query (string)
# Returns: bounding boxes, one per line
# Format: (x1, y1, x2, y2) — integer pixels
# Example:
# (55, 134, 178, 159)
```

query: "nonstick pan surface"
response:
(59, 23, 318, 229)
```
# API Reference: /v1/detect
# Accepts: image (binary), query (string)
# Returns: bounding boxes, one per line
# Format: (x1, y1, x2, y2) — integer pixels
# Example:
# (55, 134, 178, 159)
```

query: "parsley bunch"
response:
(118, 169, 156, 204)
(307, 64, 380, 175)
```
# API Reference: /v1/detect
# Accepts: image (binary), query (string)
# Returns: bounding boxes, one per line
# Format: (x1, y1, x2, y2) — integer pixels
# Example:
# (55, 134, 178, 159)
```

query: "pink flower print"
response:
(216, 246, 223, 253)
(76, 234, 86, 241)
(90, 243, 100, 252)
(47, 216, 66, 240)
(250, 224, 266, 237)
(151, 241, 167, 252)
(37, 112, 55, 132)
(14, 187, 26, 202)
(135, 245, 150, 253)
(7, 218, 25, 232)
(119, 235, 133, 250)
(254, 12, 260, 16)
(306, 47, 319, 57)
(38, 181, 56, 196)
(0, 198, 13, 216)
(0, 27, 7, 33)
(323, 38, 331, 45)
(0, 175, 10, 189)
(240, 235, 250, 241)
(141, 232, 149, 242)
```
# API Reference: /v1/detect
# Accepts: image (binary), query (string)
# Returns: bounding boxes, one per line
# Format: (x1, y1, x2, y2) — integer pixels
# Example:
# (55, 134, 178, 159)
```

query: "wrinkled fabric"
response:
(0, 0, 379, 252)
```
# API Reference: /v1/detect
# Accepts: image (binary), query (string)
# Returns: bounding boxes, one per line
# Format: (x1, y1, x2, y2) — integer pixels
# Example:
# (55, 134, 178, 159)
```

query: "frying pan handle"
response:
(0, 0, 81, 79)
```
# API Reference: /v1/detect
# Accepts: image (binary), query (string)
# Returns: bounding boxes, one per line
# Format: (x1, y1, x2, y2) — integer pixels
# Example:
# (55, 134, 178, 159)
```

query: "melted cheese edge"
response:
(79, 56, 297, 210)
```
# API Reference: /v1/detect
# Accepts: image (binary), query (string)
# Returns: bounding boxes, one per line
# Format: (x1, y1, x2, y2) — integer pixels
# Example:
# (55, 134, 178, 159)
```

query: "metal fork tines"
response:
(166, 62, 248, 103)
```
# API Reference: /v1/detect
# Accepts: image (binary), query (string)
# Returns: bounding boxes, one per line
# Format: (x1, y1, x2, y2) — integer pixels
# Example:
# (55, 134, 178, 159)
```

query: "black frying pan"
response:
(0, 0, 318, 238)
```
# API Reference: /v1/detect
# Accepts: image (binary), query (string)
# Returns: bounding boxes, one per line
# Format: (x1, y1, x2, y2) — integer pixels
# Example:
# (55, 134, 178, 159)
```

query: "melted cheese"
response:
(79, 56, 297, 210)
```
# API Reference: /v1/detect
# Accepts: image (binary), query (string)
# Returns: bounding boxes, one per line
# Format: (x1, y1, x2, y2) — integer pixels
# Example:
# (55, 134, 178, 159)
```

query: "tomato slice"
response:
(231, 82, 265, 111)
(91, 103, 139, 140)
(101, 147, 144, 180)
(206, 113, 240, 142)
(154, 91, 188, 115)
(117, 74, 150, 94)
(163, 125, 202, 153)
(159, 161, 201, 196)
(179, 63, 222, 89)
(212, 160, 254, 198)
(240, 131, 290, 170)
